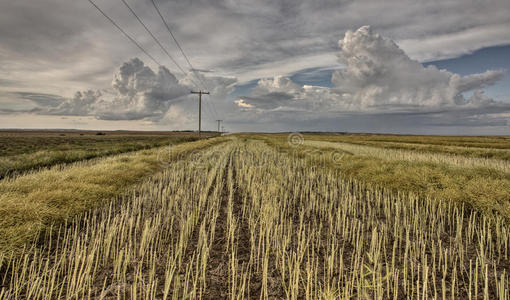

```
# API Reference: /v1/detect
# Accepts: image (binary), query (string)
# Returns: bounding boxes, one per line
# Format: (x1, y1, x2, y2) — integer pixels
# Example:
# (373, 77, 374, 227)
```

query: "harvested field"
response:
(1, 136, 509, 299)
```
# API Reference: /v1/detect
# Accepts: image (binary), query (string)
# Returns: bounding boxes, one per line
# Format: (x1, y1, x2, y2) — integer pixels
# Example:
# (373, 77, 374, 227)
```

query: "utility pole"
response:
(216, 120, 222, 133)
(190, 90, 209, 136)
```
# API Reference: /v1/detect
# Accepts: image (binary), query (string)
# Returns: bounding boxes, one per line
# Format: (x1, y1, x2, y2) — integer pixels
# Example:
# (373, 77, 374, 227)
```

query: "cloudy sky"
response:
(1, 0, 510, 134)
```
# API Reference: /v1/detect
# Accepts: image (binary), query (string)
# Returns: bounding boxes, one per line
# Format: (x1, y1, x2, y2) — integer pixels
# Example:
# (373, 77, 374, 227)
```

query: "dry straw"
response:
(0, 137, 509, 299)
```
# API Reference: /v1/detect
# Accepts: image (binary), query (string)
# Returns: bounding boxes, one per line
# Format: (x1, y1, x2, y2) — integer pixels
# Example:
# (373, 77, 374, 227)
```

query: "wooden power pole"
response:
(191, 90, 209, 136)
(216, 120, 222, 133)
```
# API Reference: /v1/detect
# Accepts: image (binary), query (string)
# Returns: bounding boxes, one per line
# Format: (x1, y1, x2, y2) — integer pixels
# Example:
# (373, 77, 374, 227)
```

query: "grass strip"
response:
(0, 135, 201, 178)
(0, 137, 225, 253)
(257, 135, 510, 219)
(305, 134, 510, 161)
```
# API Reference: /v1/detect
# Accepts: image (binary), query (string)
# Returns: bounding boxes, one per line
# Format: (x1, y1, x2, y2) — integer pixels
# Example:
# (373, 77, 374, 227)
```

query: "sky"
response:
(1, 0, 510, 134)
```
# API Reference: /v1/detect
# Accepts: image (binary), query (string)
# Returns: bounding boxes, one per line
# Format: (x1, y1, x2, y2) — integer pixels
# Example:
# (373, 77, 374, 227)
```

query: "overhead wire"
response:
(120, 0, 217, 123)
(87, 0, 161, 67)
(119, 0, 204, 90)
(88, 0, 217, 125)
(150, 0, 208, 88)
(151, 0, 222, 120)
(136, 0, 219, 122)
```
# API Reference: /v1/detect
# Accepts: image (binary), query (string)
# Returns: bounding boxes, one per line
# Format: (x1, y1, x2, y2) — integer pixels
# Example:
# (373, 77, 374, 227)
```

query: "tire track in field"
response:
(229, 145, 260, 299)
(201, 146, 232, 299)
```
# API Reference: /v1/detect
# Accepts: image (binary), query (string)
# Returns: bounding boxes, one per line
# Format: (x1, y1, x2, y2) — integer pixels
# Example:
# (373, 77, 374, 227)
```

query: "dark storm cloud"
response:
(0, 79, 21, 87)
(226, 110, 510, 135)
(0, 108, 18, 115)
(15, 92, 65, 107)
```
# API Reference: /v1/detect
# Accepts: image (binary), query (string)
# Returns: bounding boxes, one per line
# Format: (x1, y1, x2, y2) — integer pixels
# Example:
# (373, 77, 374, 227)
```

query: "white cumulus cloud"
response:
(42, 58, 236, 122)
(237, 26, 507, 114)
(50, 58, 189, 120)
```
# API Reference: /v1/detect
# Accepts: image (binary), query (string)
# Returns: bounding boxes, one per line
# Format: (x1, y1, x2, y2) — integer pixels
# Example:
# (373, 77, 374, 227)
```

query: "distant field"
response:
(258, 133, 510, 218)
(0, 130, 214, 178)
(302, 133, 510, 160)
(0, 136, 224, 253)
(0, 133, 509, 299)
(302, 133, 510, 148)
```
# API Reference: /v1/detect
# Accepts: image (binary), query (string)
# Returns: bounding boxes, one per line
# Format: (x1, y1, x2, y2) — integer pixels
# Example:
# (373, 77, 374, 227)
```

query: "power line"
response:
(87, 0, 161, 67)
(203, 96, 219, 120)
(120, 0, 203, 90)
(122, 0, 218, 122)
(151, 0, 222, 119)
(202, 98, 216, 121)
(88, 0, 219, 130)
(150, 0, 207, 88)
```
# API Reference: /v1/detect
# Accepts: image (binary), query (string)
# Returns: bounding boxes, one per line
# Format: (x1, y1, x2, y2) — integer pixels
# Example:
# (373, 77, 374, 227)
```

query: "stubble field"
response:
(0, 132, 509, 299)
